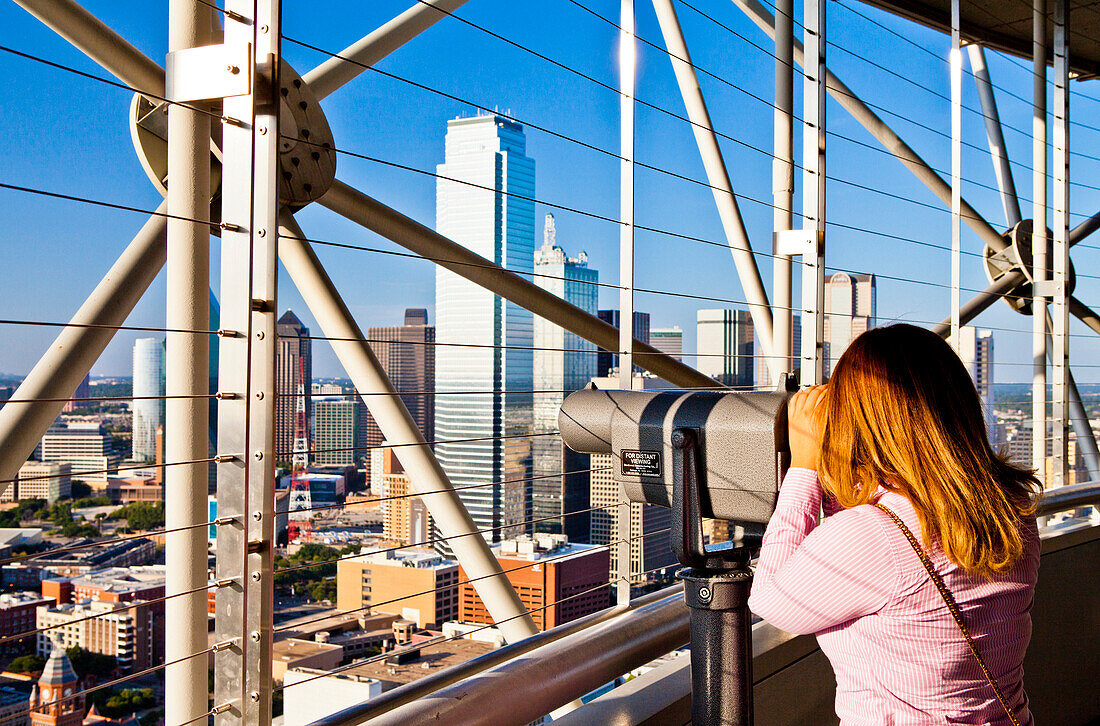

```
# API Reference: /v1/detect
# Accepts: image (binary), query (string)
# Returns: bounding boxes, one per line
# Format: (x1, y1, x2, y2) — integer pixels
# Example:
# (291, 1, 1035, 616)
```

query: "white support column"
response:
(617, 0, 636, 606)
(651, 0, 777, 378)
(949, 0, 962, 351)
(800, 0, 826, 385)
(164, 0, 211, 723)
(1033, 0, 1048, 482)
(1052, 0, 1070, 487)
(213, 0, 280, 723)
(773, 0, 795, 379)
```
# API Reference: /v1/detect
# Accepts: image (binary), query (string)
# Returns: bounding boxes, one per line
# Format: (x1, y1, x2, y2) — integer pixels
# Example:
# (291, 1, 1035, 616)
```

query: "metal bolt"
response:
(257, 228, 266, 237)
(252, 511, 263, 521)
(258, 126, 267, 135)
(255, 391, 264, 400)
(253, 451, 264, 462)
(256, 330, 264, 340)
(250, 630, 261, 641)
(260, 24, 269, 33)
(250, 692, 260, 703)
(227, 65, 240, 75)
(251, 572, 261, 583)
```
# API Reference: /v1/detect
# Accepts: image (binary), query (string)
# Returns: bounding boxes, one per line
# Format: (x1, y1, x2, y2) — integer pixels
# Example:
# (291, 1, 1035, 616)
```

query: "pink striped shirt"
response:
(748, 468, 1039, 725)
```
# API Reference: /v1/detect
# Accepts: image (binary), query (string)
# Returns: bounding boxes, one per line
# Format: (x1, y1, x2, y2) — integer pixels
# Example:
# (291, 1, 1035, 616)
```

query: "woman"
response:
(748, 324, 1041, 725)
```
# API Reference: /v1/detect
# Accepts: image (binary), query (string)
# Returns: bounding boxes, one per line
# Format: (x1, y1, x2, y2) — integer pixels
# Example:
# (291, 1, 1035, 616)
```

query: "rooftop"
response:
(323, 637, 495, 690)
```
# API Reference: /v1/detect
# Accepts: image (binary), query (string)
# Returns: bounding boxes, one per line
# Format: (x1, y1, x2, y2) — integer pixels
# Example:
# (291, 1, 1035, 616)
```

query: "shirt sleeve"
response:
(748, 468, 900, 635)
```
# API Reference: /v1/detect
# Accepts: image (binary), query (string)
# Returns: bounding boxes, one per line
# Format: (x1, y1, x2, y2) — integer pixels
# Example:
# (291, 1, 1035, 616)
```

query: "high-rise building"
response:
(597, 310, 651, 377)
(532, 214, 598, 540)
(276, 311, 312, 465)
(61, 375, 90, 414)
(36, 599, 157, 672)
(434, 114, 536, 548)
(457, 534, 610, 631)
(956, 327, 994, 428)
(313, 397, 359, 466)
(12, 462, 71, 504)
(359, 309, 436, 454)
(131, 338, 164, 462)
(757, 315, 801, 389)
(335, 548, 458, 629)
(697, 309, 754, 388)
(650, 327, 683, 362)
(39, 421, 118, 485)
(824, 272, 876, 374)
(381, 472, 431, 547)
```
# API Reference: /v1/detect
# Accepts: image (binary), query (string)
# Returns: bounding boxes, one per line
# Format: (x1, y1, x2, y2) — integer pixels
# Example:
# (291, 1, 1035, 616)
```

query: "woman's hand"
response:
(788, 384, 828, 471)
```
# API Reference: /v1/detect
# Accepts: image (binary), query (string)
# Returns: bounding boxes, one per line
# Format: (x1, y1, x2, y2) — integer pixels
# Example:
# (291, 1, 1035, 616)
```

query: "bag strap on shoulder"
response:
(872, 502, 1021, 726)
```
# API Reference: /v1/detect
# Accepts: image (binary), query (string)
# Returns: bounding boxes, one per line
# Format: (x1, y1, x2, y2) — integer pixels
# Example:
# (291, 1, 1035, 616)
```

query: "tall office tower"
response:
(697, 309, 755, 388)
(956, 327, 995, 435)
(824, 272, 876, 375)
(40, 421, 118, 485)
(62, 375, 90, 414)
(276, 311, 312, 465)
(596, 310, 651, 377)
(313, 397, 359, 466)
(359, 308, 436, 455)
(434, 114, 536, 549)
(650, 327, 683, 362)
(532, 214, 599, 540)
(756, 315, 802, 388)
(131, 338, 164, 462)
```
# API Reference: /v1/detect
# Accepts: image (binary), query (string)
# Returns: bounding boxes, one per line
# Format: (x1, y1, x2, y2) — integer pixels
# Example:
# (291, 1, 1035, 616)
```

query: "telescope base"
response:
(678, 565, 754, 726)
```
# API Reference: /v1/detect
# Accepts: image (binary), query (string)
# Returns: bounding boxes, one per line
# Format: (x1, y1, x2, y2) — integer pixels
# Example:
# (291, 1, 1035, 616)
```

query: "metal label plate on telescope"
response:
(621, 449, 662, 477)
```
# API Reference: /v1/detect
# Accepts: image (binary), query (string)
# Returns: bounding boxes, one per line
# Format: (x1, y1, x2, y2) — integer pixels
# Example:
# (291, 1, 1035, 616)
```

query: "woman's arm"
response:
(748, 468, 899, 634)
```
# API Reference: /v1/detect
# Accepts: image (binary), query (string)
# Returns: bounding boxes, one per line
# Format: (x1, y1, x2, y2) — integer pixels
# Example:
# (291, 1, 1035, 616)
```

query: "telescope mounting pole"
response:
(671, 428, 755, 726)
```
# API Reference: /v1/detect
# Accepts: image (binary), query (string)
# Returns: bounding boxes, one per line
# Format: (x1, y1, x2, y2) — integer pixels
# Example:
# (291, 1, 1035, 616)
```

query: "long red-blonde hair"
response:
(819, 324, 1039, 579)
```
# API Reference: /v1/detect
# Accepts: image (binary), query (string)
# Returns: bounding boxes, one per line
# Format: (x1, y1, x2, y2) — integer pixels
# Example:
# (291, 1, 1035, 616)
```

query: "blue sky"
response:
(1, 0, 1099, 384)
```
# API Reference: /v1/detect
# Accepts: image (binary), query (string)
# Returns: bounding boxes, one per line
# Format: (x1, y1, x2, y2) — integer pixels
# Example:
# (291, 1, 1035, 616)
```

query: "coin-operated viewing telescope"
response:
(559, 378, 796, 726)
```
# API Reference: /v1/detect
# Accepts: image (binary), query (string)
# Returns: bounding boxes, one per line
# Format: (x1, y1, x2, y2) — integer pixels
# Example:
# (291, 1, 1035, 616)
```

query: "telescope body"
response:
(559, 386, 790, 524)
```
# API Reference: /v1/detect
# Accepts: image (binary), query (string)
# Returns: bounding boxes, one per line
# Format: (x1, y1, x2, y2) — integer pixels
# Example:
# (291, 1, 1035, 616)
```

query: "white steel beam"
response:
(1052, 0, 1070, 487)
(617, 0, 636, 608)
(773, 0, 795, 378)
(950, 0, 962, 352)
(800, 0, 826, 385)
(213, 0, 280, 723)
(164, 0, 211, 723)
(1069, 208, 1100, 245)
(1033, 0, 1049, 483)
(968, 46, 1023, 228)
(316, 180, 719, 390)
(13, 0, 165, 97)
(730, 0, 1008, 256)
(1045, 309, 1100, 480)
(0, 210, 167, 487)
(302, 0, 471, 101)
(931, 271, 1023, 336)
(651, 0, 777, 380)
(276, 214, 540, 644)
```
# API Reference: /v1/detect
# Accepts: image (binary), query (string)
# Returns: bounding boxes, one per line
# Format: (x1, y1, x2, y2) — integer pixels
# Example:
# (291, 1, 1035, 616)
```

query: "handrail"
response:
(304, 584, 684, 726)
(304, 482, 1098, 726)
(1035, 480, 1100, 516)
(357, 589, 689, 726)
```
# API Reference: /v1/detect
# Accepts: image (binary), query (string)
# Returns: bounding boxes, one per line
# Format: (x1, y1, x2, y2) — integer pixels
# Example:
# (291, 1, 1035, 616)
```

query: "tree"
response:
(7, 654, 45, 673)
(70, 481, 93, 499)
(65, 646, 116, 680)
(107, 502, 164, 532)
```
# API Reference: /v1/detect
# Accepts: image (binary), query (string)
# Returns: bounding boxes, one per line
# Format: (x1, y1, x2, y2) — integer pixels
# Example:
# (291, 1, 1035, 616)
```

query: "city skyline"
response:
(4, 2, 1098, 385)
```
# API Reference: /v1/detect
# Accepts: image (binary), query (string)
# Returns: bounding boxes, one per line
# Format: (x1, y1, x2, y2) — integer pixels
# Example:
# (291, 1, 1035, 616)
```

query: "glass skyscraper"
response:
(532, 213, 598, 541)
(434, 114, 535, 548)
(132, 338, 164, 462)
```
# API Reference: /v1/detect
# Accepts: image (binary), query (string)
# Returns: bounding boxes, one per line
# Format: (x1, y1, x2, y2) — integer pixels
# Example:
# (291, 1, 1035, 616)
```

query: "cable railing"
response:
(2, 2, 1098, 726)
